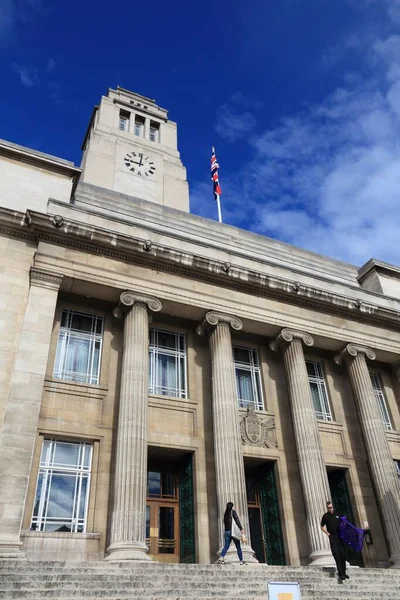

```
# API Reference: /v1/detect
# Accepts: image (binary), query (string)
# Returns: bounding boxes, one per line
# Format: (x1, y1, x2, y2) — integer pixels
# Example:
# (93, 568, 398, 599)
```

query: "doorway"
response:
(146, 450, 195, 563)
(245, 461, 286, 565)
(328, 468, 364, 567)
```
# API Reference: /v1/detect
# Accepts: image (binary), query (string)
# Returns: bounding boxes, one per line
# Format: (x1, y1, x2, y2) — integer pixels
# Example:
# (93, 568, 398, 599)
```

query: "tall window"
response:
(31, 439, 92, 533)
(119, 110, 129, 131)
(394, 460, 400, 477)
(149, 121, 159, 142)
(233, 346, 264, 410)
(370, 373, 392, 430)
(53, 310, 103, 385)
(306, 361, 332, 421)
(148, 328, 187, 398)
(135, 116, 145, 137)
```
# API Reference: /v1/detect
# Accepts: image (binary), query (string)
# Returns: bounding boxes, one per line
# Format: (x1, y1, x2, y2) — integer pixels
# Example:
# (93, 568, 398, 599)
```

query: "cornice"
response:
(0, 141, 81, 178)
(2, 208, 400, 331)
(30, 266, 63, 290)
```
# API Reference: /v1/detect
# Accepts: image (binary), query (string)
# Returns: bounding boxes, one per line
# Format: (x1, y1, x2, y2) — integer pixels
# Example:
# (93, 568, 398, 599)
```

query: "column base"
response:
(0, 537, 25, 559)
(389, 555, 400, 568)
(105, 541, 152, 562)
(308, 548, 335, 567)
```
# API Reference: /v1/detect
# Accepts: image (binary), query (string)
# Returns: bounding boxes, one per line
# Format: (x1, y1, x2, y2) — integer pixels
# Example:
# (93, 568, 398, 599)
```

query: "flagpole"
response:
(216, 193, 222, 223)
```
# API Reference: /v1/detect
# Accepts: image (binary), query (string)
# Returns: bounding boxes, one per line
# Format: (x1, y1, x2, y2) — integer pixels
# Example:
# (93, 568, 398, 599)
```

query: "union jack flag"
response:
(211, 146, 222, 200)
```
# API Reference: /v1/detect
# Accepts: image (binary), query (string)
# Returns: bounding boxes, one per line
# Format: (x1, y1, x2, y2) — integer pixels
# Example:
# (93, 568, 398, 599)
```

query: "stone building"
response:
(0, 86, 400, 568)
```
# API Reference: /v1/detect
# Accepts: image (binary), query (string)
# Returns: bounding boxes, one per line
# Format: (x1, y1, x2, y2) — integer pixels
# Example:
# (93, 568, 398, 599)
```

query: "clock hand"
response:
(138, 153, 144, 167)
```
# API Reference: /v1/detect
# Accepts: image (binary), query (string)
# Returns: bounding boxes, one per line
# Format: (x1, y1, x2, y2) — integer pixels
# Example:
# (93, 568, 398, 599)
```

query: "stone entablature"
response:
(3, 205, 400, 339)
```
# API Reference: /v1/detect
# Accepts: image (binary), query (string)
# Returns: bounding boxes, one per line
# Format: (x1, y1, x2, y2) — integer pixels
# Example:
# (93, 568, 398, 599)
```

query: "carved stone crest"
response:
(240, 406, 277, 448)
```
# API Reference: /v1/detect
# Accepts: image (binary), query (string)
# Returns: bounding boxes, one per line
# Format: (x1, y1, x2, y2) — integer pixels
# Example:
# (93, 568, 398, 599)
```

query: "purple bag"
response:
(338, 516, 365, 552)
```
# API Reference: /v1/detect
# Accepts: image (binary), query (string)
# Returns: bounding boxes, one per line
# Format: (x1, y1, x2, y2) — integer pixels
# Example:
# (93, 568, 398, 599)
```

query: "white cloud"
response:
(0, 0, 42, 42)
(215, 97, 257, 142)
(192, 0, 400, 267)
(12, 63, 39, 87)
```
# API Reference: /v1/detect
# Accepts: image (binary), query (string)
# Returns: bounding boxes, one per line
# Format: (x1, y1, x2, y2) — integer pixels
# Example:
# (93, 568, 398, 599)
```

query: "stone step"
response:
(0, 581, 399, 595)
(1, 592, 400, 600)
(1, 562, 399, 600)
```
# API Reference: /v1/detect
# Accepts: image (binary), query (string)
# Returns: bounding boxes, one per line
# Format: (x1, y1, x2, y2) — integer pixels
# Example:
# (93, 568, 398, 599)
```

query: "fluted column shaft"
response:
(271, 329, 332, 566)
(198, 311, 257, 563)
(336, 344, 400, 567)
(106, 292, 161, 561)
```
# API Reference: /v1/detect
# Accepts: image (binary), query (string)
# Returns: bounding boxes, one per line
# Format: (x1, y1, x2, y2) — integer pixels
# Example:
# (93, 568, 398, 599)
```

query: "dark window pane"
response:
(70, 313, 94, 333)
(158, 507, 175, 554)
(234, 347, 251, 365)
(306, 362, 316, 377)
(148, 472, 161, 496)
(246, 476, 257, 503)
(157, 331, 176, 350)
(43, 522, 72, 532)
(146, 506, 150, 538)
(95, 318, 103, 335)
(61, 310, 68, 328)
(161, 473, 175, 497)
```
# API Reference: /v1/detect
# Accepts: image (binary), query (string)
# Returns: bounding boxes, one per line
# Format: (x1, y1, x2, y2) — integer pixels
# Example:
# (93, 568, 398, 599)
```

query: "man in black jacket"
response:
(321, 501, 348, 581)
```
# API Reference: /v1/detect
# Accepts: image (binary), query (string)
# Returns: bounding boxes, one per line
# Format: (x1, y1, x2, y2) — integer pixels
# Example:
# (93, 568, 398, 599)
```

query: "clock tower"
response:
(80, 87, 189, 212)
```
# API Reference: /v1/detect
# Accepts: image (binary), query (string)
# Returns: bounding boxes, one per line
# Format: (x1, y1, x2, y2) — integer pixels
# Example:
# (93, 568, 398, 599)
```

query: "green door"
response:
(259, 462, 286, 565)
(328, 469, 364, 567)
(178, 453, 195, 563)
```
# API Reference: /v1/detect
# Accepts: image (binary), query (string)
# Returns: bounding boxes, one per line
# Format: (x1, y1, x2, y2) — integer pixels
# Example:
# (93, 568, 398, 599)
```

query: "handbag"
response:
(231, 515, 242, 541)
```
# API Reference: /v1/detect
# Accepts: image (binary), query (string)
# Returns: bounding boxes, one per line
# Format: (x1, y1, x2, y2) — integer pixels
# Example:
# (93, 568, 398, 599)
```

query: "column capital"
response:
(269, 328, 314, 352)
(196, 311, 243, 336)
(112, 290, 162, 318)
(30, 267, 63, 291)
(334, 343, 376, 365)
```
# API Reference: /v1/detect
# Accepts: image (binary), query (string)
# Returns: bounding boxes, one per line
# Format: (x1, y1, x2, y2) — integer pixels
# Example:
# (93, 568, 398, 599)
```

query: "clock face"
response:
(124, 152, 156, 177)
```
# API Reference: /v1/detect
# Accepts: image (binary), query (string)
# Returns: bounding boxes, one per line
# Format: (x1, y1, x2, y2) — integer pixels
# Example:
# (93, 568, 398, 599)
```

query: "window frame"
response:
(370, 372, 393, 431)
(118, 110, 130, 132)
(53, 309, 104, 385)
(30, 439, 92, 534)
(149, 121, 160, 143)
(134, 115, 145, 137)
(148, 327, 187, 399)
(306, 360, 333, 421)
(233, 345, 264, 411)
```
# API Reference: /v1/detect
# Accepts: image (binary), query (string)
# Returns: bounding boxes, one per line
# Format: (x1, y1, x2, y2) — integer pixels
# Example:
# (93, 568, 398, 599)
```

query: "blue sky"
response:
(1, 1, 400, 267)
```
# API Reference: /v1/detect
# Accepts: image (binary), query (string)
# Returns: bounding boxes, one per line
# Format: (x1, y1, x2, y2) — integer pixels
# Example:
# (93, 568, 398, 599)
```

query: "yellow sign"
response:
(277, 594, 293, 600)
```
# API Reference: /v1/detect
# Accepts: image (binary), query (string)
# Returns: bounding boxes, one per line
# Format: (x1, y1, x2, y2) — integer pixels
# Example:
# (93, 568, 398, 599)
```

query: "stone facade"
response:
(0, 86, 400, 568)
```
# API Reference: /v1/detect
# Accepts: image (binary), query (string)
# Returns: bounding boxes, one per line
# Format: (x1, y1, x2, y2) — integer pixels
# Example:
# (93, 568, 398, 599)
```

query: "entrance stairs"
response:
(0, 561, 400, 600)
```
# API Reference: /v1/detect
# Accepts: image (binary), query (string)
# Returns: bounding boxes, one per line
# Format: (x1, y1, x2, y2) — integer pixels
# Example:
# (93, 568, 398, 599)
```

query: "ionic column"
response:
(197, 312, 257, 564)
(0, 268, 62, 558)
(335, 344, 400, 568)
(270, 328, 332, 566)
(106, 291, 162, 561)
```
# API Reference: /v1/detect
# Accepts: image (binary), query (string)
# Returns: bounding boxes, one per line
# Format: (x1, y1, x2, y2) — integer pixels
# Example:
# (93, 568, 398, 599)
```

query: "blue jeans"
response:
(221, 530, 243, 561)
